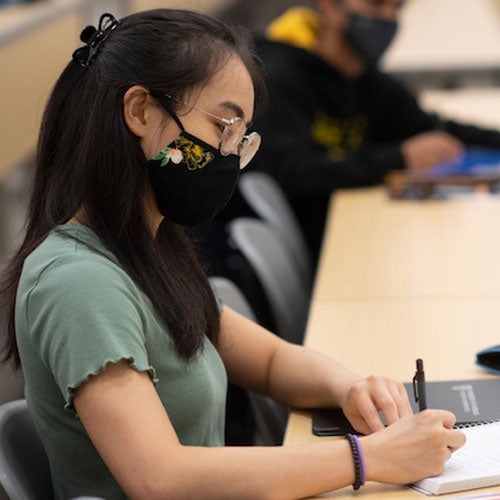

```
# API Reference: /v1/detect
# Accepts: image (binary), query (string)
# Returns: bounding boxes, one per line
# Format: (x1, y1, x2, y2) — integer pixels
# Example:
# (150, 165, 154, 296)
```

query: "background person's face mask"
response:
(344, 13, 397, 66)
(147, 131, 240, 226)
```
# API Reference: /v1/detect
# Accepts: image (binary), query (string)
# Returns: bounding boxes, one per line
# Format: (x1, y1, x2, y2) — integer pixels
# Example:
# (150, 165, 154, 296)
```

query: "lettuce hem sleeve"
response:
(64, 356, 158, 416)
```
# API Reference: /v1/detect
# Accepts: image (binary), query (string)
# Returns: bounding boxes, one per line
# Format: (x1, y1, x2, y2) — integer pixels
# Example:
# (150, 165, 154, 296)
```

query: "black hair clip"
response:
(72, 13, 121, 69)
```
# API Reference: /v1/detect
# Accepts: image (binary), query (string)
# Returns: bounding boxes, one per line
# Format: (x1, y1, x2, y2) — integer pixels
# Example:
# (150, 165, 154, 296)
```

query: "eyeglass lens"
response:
(220, 119, 261, 169)
(239, 133, 261, 169)
(220, 119, 246, 157)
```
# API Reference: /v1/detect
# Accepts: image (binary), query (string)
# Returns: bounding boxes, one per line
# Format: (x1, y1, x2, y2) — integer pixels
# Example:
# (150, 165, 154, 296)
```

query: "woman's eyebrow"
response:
(219, 101, 251, 127)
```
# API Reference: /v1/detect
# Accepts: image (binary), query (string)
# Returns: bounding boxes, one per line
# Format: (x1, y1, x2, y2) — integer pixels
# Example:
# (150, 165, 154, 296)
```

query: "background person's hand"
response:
(402, 131, 464, 171)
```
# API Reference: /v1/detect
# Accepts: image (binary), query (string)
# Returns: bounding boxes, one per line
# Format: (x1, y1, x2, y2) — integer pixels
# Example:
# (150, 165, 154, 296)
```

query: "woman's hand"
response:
(362, 410, 466, 485)
(340, 375, 413, 434)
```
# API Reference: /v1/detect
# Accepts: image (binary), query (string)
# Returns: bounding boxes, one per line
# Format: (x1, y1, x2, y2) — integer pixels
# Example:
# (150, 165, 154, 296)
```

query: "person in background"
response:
(246, 0, 500, 260)
(0, 8, 465, 499)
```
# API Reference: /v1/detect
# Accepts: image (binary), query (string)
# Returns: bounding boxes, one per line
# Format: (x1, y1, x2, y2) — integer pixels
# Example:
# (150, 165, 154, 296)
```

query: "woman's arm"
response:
(218, 307, 411, 434)
(74, 359, 465, 500)
(74, 360, 352, 499)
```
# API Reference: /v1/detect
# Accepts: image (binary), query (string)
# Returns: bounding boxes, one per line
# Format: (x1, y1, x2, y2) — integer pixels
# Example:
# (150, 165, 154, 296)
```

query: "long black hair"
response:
(1, 9, 266, 366)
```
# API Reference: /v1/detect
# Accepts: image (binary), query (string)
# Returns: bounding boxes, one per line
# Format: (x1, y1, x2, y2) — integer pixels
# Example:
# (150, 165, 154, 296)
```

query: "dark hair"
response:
(1, 9, 267, 366)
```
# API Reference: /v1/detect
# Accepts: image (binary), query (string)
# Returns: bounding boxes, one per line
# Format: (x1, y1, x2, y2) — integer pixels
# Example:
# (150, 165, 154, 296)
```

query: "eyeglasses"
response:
(164, 95, 261, 170)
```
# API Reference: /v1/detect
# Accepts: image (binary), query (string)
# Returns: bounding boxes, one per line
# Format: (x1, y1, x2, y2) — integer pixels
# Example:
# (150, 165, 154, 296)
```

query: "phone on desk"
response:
(312, 407, 358, 436)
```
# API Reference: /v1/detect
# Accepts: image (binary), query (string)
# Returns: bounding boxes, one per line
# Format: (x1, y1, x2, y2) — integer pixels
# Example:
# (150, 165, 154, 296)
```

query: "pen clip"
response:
(412, 371, 419, 403)
(412, 358, 425, 405)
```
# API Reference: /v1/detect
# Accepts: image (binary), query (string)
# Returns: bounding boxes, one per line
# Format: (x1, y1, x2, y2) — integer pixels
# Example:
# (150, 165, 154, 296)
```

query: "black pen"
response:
(412, 358, 427, 411)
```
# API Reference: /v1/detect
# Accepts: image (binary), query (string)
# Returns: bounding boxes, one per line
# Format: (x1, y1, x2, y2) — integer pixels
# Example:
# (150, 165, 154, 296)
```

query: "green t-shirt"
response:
(15, 225, 227, 499)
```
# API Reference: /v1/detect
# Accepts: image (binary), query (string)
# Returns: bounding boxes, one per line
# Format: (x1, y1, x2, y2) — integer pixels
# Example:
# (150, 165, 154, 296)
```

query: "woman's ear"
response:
(123, 86, 153, 138)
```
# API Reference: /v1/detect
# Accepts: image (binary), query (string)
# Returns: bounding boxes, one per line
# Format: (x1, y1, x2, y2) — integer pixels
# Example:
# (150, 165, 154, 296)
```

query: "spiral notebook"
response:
(312, 379, 500, 436)
(409, 420, 500, 495)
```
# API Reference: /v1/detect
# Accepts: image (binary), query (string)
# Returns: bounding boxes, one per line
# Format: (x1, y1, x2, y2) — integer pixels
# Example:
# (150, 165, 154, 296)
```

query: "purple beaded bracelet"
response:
(345, 433, 366, 490)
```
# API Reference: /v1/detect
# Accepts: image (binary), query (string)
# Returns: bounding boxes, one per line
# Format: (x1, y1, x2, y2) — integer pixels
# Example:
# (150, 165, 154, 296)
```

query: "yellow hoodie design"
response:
(266, 7, 319, 53)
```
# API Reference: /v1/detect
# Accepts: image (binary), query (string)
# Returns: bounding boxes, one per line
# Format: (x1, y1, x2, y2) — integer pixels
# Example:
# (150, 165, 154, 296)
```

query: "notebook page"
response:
(410, 421, 500, 495)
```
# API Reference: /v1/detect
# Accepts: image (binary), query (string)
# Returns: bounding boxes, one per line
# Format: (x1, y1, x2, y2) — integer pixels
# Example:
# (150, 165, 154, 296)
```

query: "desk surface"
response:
(314, 188, 500, 301)
(419, 87, 500, 131)
(303, 298, 500, 383)
(285, 188, 500, 498)
(382, 0, 500, 74)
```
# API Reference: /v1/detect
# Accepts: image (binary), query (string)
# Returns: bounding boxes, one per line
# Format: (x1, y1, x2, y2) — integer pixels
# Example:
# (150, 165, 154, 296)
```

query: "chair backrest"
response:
(209, 276, 289, 445)
(209, 276, 257, 322)
(239, 172, 313, 288)
(228, 218, 310, 345)
(0, 363, 24, 407)
(0, 399, 54, 500)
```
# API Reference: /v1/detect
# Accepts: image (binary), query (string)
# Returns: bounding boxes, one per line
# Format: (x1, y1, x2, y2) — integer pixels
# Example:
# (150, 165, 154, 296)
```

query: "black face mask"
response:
(345, 13, 397, 66)
(147, 131, 240, 226)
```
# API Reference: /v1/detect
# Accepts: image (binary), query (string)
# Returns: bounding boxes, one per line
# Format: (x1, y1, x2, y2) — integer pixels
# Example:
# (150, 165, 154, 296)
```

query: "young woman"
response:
(1, 9, 464, 499)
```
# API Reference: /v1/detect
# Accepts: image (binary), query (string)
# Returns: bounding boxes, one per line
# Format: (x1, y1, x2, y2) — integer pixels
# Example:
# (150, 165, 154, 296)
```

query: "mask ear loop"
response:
(148, 91, 186, 132)
(162, 94, 186, 132)
(165, 107, 185, 132)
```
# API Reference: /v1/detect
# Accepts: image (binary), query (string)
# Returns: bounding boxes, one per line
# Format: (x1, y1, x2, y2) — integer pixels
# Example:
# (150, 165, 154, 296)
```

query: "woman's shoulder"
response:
(21, 225, 129, 292)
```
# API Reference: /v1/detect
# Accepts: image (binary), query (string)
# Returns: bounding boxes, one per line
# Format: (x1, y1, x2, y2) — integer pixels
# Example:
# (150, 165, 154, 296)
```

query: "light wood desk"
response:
(285, 188, 500, 498)
(419, 87, 500, 132)
(314, 188, 500, 301)
(382, 0, 500, 77)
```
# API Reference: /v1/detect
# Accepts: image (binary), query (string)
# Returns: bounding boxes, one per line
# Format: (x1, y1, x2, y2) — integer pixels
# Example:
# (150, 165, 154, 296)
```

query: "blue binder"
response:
(428, 148, 500, 180)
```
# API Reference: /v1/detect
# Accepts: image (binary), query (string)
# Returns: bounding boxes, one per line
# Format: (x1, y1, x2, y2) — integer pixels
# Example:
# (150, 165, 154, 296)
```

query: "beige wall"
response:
(0, 12, 80, 177)
(0, 0, 235, 179)
(130, 0, 234, 14)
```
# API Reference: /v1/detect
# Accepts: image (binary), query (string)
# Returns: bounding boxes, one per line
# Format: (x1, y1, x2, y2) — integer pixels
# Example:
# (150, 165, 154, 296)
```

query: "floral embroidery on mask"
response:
(174, 135, 215, 170)
(152, 146, 183, 167)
